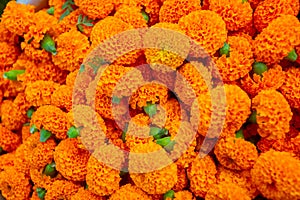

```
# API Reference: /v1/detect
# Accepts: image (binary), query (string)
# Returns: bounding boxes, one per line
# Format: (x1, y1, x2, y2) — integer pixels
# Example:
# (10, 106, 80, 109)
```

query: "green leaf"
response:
(248, 110, 257, 124)
(163, 190, 175, 200)
(220, 42, 230, 57)
(43, 162, 58, 178)
(36, 188, 46, 200)
(61, 1, 70, 10)
(59, 9, 71, 21)
(77, 14, 83, 24)
(253, 62, 268, 76)
(41, 34, 57, 55)
(83, 22, 94, 27)
(141, 10, 149, 22)
(47, 7, 55, 15)
(40, 129, 52, 142)
(3, 70, 25, 81)
(285, 49, 298, 62)
(23, 122, 30, 127)
(150, 127, 169, 139)
(156, 137, 172, 147)
(30, 124, 38, 134)
(112, 96, 121, 104)
(235, 129, 244, 139)
(143, 102, 157, 118)
(67, 126, 80, 138)
(26, 108, 35, 119)
(77, 24, 84, 33)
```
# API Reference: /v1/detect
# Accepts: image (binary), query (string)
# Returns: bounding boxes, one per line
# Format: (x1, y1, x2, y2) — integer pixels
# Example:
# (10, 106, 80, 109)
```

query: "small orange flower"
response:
(44, 180, 81, 200)
(109, 184, 152, 200)
(0, 124, 21, 152)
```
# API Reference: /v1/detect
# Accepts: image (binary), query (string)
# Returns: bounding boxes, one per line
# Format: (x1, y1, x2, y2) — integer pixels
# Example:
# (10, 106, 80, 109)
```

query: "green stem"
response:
(285, 49, 298, 62)
(253, 62, 268, 76)
(36, 188, 46, 200)
(43, 162, 58, 178)
(41, 34, 57, 55)
(219, 42, 230, 57)
(3, 70, 25, 81)
(40, 128, 52, 142)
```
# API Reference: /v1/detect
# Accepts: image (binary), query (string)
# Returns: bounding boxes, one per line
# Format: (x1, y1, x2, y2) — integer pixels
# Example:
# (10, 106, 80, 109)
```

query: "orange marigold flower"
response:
(187, 155, 217, 198)
(52, 29, 90, 72)
(71, 188, 106, 200)
(109, 184, 152, 200)
(0, 42, 20, 70)
(159, 0, 201, 23)
(31, 105, 71, 140)
(251, 150, 300, 200)
(129, 142, 178, 194)
(21, 125, 31, 142)
(0, 124, 21, 153)
(215, 36, 254, 82)
(25, 80, 60, 107)
(254, 0, 299, 33)
(178, 10, 227, 56)
(252, 89, 293, 139)
(0, 167, 32, 200)
(13, 92, 31, 115)
(0, 22, 19, 45)
(1, 100, 27, 131)
(216, 166, 258, 199)
(48, 0, 65, 19)
(0, 153, 15, 172)
(86, 145, 124, 196)
(74, 0, 114, 20)
(279, 67, 300, 109)
(205, 181, 251, 200)
(173, 190, 195, 200)
(114, 5, 148, 28)
(51, 85, 73, 112)
(54, 138, 90, 181)
(66, 69, 79, 87)
(29, 139, 56, 169)
(253, 15, 300, 64)
(1, 1, 35, 36)
(130, 81, 169, 109)
(214, 137, 258, 170)
(240, 64, 285, 98)
(172, 167, 188, 192)
(44, 180, 81, 200)
(209, 0, 253, 31)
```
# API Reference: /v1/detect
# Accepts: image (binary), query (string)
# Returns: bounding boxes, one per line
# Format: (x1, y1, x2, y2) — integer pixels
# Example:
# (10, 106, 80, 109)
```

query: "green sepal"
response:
(47, 7, 55, 15)
(40, 128, 52, 142)
(36, 188, 46, 200)
(143, 102, 157, 118)
(285, 49, 298, 62)
(26, 108, 35, 119)
(163, 190, 175, 200)
(30, 124, 38, 134)
(248, 110, 257, 124)
(141, 10, 149, 22)
(67, 126, 81, 138)
(43, 162, 58, 178)
(219, 42, 230, 57)
(3, 70, 25, 81)
(41, 34, 57, 55)
(235, 129, 244, 139)
(253, 62, 268, 76)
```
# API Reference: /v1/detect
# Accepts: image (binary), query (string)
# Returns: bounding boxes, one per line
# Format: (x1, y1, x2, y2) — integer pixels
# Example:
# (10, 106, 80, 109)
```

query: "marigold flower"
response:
(251, 150, 300, 200)
(279, 67, 300, 109)
(178, 10, 227, 56)
(173, 190, 195, 200)
(54, 138, 90, 181)
(51, 85, 73, 112)
(1, 1, 35, 36)
(66, 69, 79, 87)
(44, 180, 81, 200)
(21, 125, 31, 142)
(215, 36, 254, 82)
(0, 124, 21, 153)
(1, 100, 27, 131)
(0, 22, 19, 45)
(114, 5, 148, 28)
(0, 153, 15, 172)
(252, 89, 293, 139)
(52, 29, 90, 72)
(86, 145, 124, 196)
(187, 155, 217, 198)
(214, 137, 258, 170)
(129, 142, 177, 194)
(209, 0, 252, 31)
(14, 92, 32, 115)
(0, 167, 32, 200)
(205, 181, 251, 200)
(216, 166, 258, 198)
(159, 0, 201, 23)
(48, 0, 65, 19)
(31, 105, 71, 140)
(253, 15, 300, 64)
(74, 0, 114, 20)
(71, 188, 106, 200)
(240, 64, 285, 98)
(254, 0, 299, 32)
(109, 184, 152, 200)
(0, 42, 20, 70)
(172, 167, 188, 192)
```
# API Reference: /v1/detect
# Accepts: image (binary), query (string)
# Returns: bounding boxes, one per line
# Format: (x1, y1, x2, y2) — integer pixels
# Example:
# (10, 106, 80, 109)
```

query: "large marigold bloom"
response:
(114, 5, 148, 28)
(51, 85, 73, 112)
(216, 166, 258, 198)
(71, 188, 106, 200)
(25, 80, 59, 107)
(1, 1, 35, 36)
(159, 0, 201, 23)
(44, 180, 81, 200)
(240, 64, 285, 98)
(253, 15, 300, 64)
(252, 89, 292, 139)
(178, 10, 227, 56)
(187, 155, 217, 198)
(54, 138, 90, 181)
(31, 105, 71, 140)
(251, 150, 300, 200)
(254, 0, 299, 33)
(0, 42, 20, 70)
(209, 0, 253, 31)
(0, 124, 21, 152)
(214, 137, 258, 170)
(0, 167, 32, 200)
(74, 0, 114, 20)
(0, 153, 15, 172)
(0, 22, 19, 45)
(205, 182, 251, 200)
(86, 145, 124, 196)
(1, 100, 26, 131)
(279, 67, 300, 109)
(52, 29, 90, 72)
(215, 36, 254, 82)
(109, 184, 152, 200)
